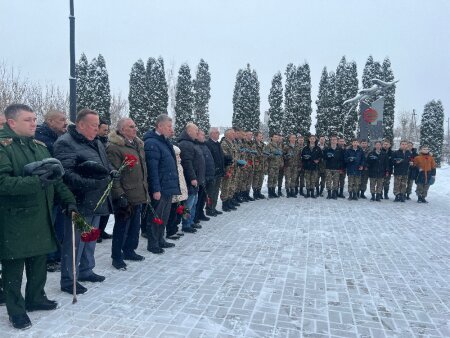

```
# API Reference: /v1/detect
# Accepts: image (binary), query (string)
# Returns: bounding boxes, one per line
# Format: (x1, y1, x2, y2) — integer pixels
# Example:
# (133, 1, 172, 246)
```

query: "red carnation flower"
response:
(80, 232, 91, 242)
(176, 205, 185, 215)
(153, 217, 164, 225)
(124, 154, 138, 168)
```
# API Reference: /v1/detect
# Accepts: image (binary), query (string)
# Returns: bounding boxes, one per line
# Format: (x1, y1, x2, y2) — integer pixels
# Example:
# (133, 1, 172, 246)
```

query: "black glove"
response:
(224, 156, 233, 167)
(76, 161, 109, 179)
(110, 170, 121, 180)
(39, 171, 59, 188)
(63, 203, 78, 217)
(24, 158, 64, 179)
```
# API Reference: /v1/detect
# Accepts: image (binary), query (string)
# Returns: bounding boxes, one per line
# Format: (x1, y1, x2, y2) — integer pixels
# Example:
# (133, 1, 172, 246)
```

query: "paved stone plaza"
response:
(1, 175, 449, 337)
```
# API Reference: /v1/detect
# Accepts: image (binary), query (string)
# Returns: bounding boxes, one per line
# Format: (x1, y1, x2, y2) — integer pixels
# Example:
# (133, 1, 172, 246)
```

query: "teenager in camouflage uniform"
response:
(220, 129, 237, 212)
(295, 135, 305, 196)
(367, 141, 389, 202)
(315, 136, 326, 197)
(344, 139, 364, 200)
(337, 138, 347, 198)
(265, 134, 283, 198)
(323, 136, 344, 199)
(252, 131, 266, 199)
(301, 135, 322, 198)
(233, 128, 247, 203)
(406, 141, 418, 200)
(243, 131, 256, 201)
(413, 145, 436, 203)
(283, 134, 299, 198)
(359, 140, 370, 199)
(382, 140, 393, 199)
(277, 136, 285, 197)
(392, 140, 412, 202)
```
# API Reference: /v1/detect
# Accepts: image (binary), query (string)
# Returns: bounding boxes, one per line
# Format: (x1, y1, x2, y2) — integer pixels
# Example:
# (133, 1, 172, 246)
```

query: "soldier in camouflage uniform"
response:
(392, 140, 412, 202)
(265, 134, 283, 198)
(301, 135, 322, 198)
(243, 130, 256, 201)
(277, 136, 285, 197)
(220, 129, 237, 212)
(382, 140, 393, 199)
(367, 141, 389, 202)
(283, 134, 299, 198)
(233, 128, 247, 203)
(344, 139, 365, 200)
(315, 136, 326, 197)
(323, 136, 344, 199)
(359, 139, 370, 199)
(337, 137, 347, 198)
(295, 135, 305, 196)
(252, 131, 266, 199)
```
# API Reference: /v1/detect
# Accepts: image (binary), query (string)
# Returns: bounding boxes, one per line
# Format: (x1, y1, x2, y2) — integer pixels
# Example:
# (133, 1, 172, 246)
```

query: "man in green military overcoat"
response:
(0, 104, 76, 330)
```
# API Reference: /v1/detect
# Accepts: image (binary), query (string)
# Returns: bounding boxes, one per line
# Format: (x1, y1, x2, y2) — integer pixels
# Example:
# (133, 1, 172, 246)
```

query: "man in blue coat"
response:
(143, 114, 180, 254)
(344, 139, 364, 200)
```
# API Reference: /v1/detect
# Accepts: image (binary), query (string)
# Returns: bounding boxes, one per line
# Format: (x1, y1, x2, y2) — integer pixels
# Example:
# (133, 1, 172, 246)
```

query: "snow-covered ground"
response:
(1, 168, 450, 337)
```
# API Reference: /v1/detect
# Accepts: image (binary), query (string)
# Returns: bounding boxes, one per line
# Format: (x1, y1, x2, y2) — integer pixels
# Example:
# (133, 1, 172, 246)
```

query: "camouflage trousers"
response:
(316, 170, 326, 190)
(236, 166, 247, 193)
(383, 174, 392, 191)
(277, 166, 284, 188)
(267, 163, 279, 188)
(416, 183, 430, 197)
(393, 175, 408, 195)
(325, 169, 340, 191)
(252, 166, 265, 191)
(244, 166, 254, 191)
(284, 165, 298, 189)
(406, 179, 414, 194)
(220, 168, 236, 201)
(347, 175, 361, 193)
(370, 177, 384, 194)
(360, 170, 369, 192)
(304, 170, 318, 189)
(338, 171, 346, 190)
(295, 169, 305, 189)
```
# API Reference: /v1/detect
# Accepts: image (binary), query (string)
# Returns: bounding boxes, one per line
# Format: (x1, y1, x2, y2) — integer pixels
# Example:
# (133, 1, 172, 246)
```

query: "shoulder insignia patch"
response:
(0, 138, 13, 146)
(33, 139, 47, 147)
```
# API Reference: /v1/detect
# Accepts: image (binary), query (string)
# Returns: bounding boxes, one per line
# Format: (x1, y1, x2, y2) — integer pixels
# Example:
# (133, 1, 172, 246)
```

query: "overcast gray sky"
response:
(1, 0, 449, 127)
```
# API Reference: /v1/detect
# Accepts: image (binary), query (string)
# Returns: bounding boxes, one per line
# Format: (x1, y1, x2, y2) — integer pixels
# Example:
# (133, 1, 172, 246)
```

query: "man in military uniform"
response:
(252, 131, 266, 199)
(315, 136, 326, 197)
(283, 134, 299, 198)
(277, 136, 285, 197)
(359, 139, 370, 199)
(0, 104, 76, 329)
(406, 141, 418, 200)
(295, 135, 305, 196)
(382, 140, 393, 199)
(243, 130, 256, 201)
(367, 141, 389, 201)
(265, 133, 283, 198)
(220, 129, 237, 212)
(323, 136, 344, 199)
(344, 139, 364, 200)
(392, 140, 412, 202)
(337, 137, 347, 198)
(301, 135, 322, 198)
(233, 128, 248, 202)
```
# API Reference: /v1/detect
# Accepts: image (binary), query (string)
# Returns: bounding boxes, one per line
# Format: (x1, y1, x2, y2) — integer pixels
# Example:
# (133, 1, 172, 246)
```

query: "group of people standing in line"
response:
(0, 104, 437, 330)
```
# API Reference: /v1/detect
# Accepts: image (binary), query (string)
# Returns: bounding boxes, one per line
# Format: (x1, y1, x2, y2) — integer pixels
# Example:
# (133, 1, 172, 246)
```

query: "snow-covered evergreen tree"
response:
(174, 63, 194, 136)
(268, 71, 283, 136)
(327, 71, 339, 136)
(298, 63, 312, 137)
(90, 54, 111, 124)
(381, 57, 396, 142)
(76, 53, 93, 112)
(193, 59, 211, 132)
(129, 59, 149, 135)
(232, 64, 260, 131)
(361, 55, 382, 104)
(420, 100, 444, 165)
(146, 56, 169, 128)
(315, 67, 329, 137)
(283, 63, 300, 136)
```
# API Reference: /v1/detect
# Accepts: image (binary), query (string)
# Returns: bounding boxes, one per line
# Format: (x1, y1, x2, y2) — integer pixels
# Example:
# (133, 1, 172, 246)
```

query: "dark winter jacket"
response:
(408, 148, 419, 180)
(301, 143, 322, 171)
(0, 125, 75, 260)
(344, 147, 364, 176)
(391, 149, 412, 176)
(106, 130, 149, 205)
(323, 146, 345, 170)
(199, 141, 215, 183)
(143, 130, 180, 197)
(177, 130, 203, 194)
(206, 138, 225, 178)
(53, 125, 113, 216)
(367, 150, 389, 178)
(382, 148, 393, 174)
(35, 122, 60, 155)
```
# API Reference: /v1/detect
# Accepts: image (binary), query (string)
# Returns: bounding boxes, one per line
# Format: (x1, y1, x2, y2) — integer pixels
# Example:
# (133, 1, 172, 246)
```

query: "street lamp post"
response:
(69, 0, 76, 122)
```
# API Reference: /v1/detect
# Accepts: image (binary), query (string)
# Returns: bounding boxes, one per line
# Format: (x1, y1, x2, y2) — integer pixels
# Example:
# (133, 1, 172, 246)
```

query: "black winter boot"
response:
(300, 187, 305, 196)
(348, 192, 353, 200)
(305, 189, 310, 198)
(353, 192, 358, 200)
(338, 187, 345, 198)
(360, 190, 367, 199)
(222, 200, 231, 212)
(231, 195, 240, 206)
(286, 189, 291, 198)
(326, 190, 332, 199)
(400, 193, 405, 202)
(384, 189, 389, 200)
(294, 187, 299, 196)
(376, 193, 382, 202)
(228, 200, 237, 210)
(316, 187, 320, 197)
(370, 193, 375, 201)
(394, 194, 400, 202)
(310, 189, 316, 199)
(291, 188, 297, 198)
(277, 187, 284, 197)
(406, 193, 410, 200)
(332, 190, 338, 199)
(319, 185, 324, 197)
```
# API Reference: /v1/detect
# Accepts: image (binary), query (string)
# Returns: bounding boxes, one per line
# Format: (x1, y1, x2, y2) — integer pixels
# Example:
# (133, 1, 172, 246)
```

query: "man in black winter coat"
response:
(54, 109, 114, 294)
(382, 140, 393, 199)
(301, 135, 322, 198)
(392, 140, 413, 202)
(205, 127, 225, 216)
(406, 142, 418, 200)
(178, 123, 203, 233)
(323, 136, 344, 199)
(367, 141, 389, 201)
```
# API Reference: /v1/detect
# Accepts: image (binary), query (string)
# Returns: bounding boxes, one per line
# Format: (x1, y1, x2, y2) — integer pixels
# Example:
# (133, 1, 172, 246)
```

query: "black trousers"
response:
(146, 195, 172, 249)
(206, 177, 222, 211)
(195, 185, 207, 222)
(166, 203, 182, 237)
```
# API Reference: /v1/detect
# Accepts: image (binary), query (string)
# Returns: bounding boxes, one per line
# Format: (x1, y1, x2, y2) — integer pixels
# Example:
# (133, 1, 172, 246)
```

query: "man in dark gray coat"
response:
(205, 127, 224, 216)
